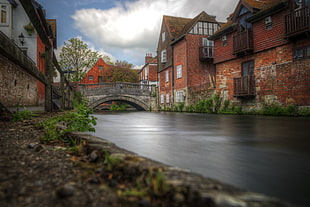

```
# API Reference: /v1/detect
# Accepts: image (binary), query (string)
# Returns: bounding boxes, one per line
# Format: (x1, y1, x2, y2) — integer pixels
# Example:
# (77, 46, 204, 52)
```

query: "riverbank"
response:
(0, 112, 298, 207)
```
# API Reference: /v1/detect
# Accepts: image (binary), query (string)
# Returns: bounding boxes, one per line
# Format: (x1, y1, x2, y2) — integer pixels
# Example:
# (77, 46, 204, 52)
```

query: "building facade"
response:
(80, 58, 111, 85)
(209, 0, 310, 110)
(157, 12, 221, 109)
(0, 0, 56, 107)
(139, 53, 158, 86)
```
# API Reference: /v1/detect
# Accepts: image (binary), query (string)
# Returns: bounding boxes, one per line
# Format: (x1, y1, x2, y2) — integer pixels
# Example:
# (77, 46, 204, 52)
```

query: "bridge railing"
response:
(78, 82, 153, 96)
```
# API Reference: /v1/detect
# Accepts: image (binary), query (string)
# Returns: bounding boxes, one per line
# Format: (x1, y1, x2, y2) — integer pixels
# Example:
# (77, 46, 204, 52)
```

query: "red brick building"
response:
(139, 53, 158, 86)
(209, 0, 310, 110)
(157, 12, 221, 109)
(80, 58, 111, 84)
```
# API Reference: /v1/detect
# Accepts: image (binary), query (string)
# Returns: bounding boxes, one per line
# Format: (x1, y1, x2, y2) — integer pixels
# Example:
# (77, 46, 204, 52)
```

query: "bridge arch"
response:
(88, 95, 149, 111)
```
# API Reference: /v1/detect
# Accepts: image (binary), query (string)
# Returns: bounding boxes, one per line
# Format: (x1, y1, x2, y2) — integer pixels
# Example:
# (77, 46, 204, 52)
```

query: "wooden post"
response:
(44, 47, 53, 111)
(60, 73, 65, 109)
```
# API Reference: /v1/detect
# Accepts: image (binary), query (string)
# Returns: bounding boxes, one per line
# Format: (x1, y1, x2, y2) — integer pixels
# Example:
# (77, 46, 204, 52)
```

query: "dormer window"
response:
(237, 6, 252, 31)
(189, 21, 219, 36)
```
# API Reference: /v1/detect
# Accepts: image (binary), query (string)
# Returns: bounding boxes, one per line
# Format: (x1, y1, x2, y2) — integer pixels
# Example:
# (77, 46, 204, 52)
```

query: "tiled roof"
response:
(163, 15, 192, 39)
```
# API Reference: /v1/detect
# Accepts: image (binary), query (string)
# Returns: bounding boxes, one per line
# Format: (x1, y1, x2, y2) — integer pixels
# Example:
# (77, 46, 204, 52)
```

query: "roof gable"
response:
(181, 11, 218, 36)
(163, 15, 192, 40)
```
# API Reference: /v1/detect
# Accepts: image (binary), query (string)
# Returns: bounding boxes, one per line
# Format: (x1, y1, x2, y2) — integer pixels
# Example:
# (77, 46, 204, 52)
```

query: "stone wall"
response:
(0, 54, 40, 107)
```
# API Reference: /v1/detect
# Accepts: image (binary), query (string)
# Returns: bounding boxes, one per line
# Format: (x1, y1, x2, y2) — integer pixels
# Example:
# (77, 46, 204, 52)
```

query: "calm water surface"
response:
(91, 112, 310, 207)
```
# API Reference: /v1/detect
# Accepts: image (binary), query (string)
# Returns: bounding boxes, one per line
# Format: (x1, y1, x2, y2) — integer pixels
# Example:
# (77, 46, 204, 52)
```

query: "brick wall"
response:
(216, 44, 310, 108)
(158, 67, 173, 107)
(213, 33, 235, 64)
(253, 12, 288, 53)
(0, 54, 40, 107)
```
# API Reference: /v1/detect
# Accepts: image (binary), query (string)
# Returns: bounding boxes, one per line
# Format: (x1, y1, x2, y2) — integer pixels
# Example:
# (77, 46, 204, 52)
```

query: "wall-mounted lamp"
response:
(18, 32, 25, 46)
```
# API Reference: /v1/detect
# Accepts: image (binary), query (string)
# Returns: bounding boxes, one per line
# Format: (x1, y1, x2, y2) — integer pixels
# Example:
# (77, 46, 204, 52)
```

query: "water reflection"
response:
(92, 112, 310, 207)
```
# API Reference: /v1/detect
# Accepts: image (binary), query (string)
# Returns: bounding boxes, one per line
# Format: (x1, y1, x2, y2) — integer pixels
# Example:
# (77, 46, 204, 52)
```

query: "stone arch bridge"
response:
(78, 83, 157, 111)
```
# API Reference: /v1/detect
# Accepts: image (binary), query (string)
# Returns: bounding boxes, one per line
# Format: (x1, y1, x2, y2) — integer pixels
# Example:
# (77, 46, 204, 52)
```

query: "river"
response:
(91, 111, 310, 207)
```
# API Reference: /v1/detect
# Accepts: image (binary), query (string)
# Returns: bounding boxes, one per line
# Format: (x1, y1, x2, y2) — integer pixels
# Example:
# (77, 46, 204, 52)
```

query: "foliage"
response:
(40, 103, 97, 143)
(59, 38, 102, 81)
(100, 63, 138, 83)
(12, 108, 33, 122)
(103, 151, 122, 171)
(145, 168, 168, 195)
(195, 98, 213, 113)
(114, 60, 133, 69)
(174, 102, 185, 112)
(110, 102, 130, 111)
(261, 104, 298, 116)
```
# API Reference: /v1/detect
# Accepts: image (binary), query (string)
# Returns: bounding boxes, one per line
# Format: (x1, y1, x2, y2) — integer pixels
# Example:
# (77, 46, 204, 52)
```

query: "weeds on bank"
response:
(164, 93, 309, 116)
(39, 103, 97, 145)
(11, 108, 34, 121)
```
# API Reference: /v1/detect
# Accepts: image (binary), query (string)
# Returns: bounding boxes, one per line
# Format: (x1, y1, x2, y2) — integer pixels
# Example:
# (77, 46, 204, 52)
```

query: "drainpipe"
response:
(171, 46, 175, 106)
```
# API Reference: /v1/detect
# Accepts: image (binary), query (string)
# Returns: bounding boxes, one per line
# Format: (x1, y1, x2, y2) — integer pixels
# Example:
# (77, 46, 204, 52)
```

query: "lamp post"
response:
(18, 32, 25, 46)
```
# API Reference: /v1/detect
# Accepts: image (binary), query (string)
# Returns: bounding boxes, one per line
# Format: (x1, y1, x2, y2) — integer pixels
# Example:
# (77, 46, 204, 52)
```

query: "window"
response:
(165, 70, 169, 82)
(160, 94, 164, 104)
(265, 16, 273, 30)
(1, 4, 9, 26)
(145, 67, 149, 79)
(162, 32, 166, 42)
(88, 75, 94, 80)
(176, 91, 184, 102)
(98, 66, 103, 70)
(189, 21, 219, 35)
(242, 60, 254, 76)
(293, 45, 310, 59)
(176, 65, 182, 79)
(166, 93, 170, 103)
(161, 50, 167, 63)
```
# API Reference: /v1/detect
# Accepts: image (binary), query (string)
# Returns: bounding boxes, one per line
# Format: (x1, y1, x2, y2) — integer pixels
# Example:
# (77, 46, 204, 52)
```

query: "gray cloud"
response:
(72, 0, 237, 65)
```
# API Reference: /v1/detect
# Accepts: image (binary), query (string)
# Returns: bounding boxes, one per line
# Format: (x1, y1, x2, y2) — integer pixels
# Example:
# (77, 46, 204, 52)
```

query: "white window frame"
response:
(0, 4, 10, 26)
(88, 75, 94, 80)
(161, 49, 167, 63)
(160, 94, 164, 104)
(176, 65, 182, 79)
(165, 70, 169, 82)
(162, 31, 166, 42)
(176, 91, 184, 103)
(166, 93, 170, 103)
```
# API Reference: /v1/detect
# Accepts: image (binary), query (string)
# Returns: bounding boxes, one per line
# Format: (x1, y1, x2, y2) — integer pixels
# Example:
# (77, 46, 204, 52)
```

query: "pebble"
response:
(56, 184, 76, 198)
(89, 150, 98, 162)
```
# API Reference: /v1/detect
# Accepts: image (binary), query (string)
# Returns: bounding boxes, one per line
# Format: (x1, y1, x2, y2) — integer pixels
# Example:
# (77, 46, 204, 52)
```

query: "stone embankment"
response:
(0, 113, 298, 207)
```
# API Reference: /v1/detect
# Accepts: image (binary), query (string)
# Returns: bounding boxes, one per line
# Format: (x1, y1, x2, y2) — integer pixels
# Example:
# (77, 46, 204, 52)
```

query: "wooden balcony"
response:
(285, 6, 310, 38)
(233, 30, 253, 56)
(199, 46, 214, 61)
(233, 75, 255, 97)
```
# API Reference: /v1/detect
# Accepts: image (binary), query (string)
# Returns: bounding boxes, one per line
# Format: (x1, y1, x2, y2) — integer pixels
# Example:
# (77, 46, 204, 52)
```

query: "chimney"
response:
(145, 53, 153, 64)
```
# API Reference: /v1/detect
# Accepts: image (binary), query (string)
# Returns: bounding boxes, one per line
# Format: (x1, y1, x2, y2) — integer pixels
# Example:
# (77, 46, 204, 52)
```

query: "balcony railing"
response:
(199, 46, 214, 61)
(233, 75, 255, 97)
(233, 30, 253, 55)
(285, 6, 310, 38)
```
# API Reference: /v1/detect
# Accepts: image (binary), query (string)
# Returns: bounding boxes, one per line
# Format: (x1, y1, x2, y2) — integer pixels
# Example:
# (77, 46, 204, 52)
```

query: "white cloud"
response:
(72, 0, 237, 66)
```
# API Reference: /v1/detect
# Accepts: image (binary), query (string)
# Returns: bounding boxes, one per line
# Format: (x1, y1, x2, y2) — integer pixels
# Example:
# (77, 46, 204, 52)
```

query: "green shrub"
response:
(40, 103, 97, 143)
(12, 108, 33, 121)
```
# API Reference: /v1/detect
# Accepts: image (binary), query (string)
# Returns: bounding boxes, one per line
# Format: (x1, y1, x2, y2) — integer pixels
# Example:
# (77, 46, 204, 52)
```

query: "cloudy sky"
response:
(38, 0, 238, 67)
